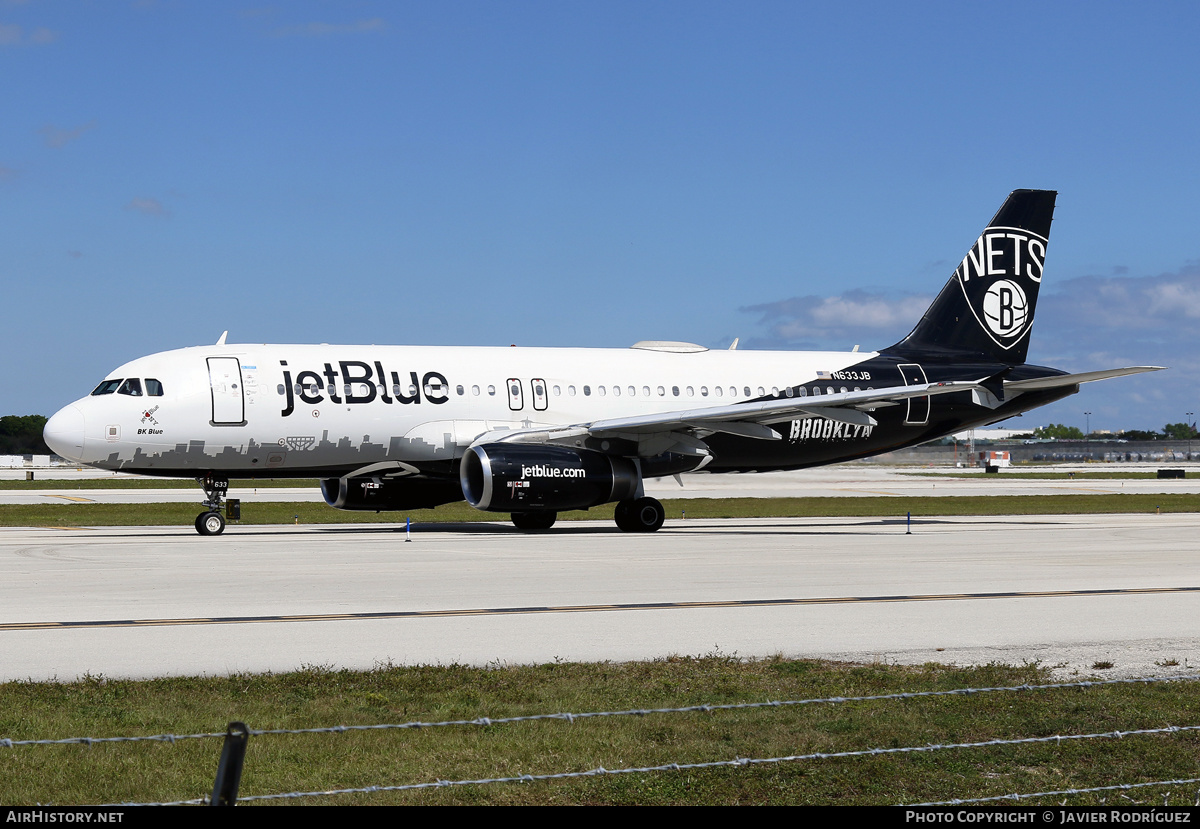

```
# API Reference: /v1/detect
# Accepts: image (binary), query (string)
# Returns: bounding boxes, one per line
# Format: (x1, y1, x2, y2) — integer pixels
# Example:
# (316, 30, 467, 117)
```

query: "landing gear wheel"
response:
(613, 500, 635, 532)
(614, 497, 665, 533)
(195, 511, 226, 536)
(512, 511, 557, 531)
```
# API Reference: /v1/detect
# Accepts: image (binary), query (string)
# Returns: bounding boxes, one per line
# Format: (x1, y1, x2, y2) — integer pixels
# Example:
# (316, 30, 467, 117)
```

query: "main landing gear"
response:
(614, 497, 665, 533)
(195, 472, 229, 536)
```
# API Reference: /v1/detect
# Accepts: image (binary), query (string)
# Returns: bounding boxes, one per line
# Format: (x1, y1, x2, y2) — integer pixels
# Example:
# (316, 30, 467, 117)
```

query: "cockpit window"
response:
(118, 378, 143, 397)
(91, 379, 122, 396)
(145, 379, 164, 396)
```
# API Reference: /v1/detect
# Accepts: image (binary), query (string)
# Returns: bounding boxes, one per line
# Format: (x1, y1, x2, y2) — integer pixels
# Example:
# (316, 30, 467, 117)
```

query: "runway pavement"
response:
(3, 512, 1199, 682)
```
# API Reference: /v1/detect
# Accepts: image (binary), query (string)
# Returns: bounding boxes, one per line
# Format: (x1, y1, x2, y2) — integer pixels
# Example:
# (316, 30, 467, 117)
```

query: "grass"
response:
(902, 471, 1185, 480)
(0, 477, 318, 490)
(2, 659, 1198, 806)
(1, 493, 1198, 528)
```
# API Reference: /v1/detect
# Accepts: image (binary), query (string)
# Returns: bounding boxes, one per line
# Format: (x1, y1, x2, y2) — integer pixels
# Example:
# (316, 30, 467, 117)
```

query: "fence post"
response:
(210, 721, 251, 806)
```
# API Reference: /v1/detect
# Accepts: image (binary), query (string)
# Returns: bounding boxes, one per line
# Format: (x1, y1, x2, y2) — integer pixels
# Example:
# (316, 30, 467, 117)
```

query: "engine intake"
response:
(460, 444, 639, 512)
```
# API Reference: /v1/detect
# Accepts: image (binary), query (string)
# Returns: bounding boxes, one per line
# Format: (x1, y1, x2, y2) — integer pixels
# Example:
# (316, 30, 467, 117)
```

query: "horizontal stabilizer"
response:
(1004, 366, 1165, 392)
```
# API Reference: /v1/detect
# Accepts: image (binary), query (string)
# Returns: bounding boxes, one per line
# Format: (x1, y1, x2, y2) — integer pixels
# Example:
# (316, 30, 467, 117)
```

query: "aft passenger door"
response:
(897, 363, 929, 425)
(207, 357, 246, 426)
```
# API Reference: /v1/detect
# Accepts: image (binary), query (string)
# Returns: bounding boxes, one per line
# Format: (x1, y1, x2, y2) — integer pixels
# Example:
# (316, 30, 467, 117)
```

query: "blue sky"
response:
(3, 1, 1198, 433)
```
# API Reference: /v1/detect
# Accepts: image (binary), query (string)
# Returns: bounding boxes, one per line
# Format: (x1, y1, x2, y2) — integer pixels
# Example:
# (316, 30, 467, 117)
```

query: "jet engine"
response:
(460, 444, 641, 512)
(321, 476, 463, 512)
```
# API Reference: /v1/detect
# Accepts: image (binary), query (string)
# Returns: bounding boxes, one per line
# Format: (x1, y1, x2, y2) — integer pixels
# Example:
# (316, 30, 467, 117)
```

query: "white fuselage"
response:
(46, 343, 879, 476)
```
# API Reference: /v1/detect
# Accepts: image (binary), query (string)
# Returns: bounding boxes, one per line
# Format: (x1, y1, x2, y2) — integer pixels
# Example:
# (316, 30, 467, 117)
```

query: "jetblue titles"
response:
(279, 360, 449, 417)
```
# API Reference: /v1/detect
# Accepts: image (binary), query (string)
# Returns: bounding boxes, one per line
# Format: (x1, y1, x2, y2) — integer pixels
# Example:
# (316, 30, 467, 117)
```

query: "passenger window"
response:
(583, 385, 591, 396)
(757, 386, 765, 396)
(118, 379, 143, 396)
(472, 385, 480, 396)
(598, 386, 606, 397)
(743, 387, 750, 397)
(686, 386, 694, 397)
(657, 386, 665, 396)
(714, 386, 723, 397)
(799, 387, 807, 397)
(613, 386, 621, 397)
(729, 387, 736, 397)
(146, 379, 164, 396)
(771, 387, 779, 396)
(812, 386, 821, 395)
(568, 385, 576, 396)
(91, 379, 122, 396)
(487, 385, 496, 396)
(672, 386, 680, 397)
(785, 387, 794, 397)
(826, 386, 834, 395)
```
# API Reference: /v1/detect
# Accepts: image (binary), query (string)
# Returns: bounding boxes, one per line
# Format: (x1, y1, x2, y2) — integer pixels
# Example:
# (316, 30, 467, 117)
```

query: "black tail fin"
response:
(888, 189, 1057, 365)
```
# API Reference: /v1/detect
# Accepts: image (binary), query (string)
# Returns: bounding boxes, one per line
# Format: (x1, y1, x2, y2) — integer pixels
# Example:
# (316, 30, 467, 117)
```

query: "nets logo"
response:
(981, 279, 1028, 337)
(954, 226, 1047, 350)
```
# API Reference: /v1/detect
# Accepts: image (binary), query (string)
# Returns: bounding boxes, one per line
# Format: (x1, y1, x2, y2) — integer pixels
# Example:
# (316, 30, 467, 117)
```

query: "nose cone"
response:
(44, 405, 86, 461)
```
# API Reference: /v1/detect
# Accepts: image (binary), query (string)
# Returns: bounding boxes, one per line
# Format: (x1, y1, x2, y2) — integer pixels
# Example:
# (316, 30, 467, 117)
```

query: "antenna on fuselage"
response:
(216, 331, 228, 346)
(728, 338, 739, 350)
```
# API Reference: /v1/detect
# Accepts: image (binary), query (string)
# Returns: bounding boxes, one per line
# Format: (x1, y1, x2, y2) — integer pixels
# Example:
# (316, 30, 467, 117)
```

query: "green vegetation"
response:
(0, 477, 318, 490)
(2, 659, 1197, 805)
(1, 493, 1197, 528)
(901, 471, 1173, 480)
(0, 415, 50, 455)
(1033, 423, 1084, 440)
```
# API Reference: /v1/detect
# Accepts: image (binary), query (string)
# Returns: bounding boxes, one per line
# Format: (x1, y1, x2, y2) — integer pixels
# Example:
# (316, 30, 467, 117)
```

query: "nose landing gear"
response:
(195, 473, 229, 536)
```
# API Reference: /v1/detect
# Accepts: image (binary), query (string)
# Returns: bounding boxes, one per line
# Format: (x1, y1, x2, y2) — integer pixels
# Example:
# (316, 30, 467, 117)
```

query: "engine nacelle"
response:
(321, 476, 463, 512)
(460, 444, 640, 512)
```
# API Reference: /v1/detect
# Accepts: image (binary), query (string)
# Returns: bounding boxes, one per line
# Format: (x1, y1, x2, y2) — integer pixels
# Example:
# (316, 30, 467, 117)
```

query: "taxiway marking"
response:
(4, 586, 1199, 632)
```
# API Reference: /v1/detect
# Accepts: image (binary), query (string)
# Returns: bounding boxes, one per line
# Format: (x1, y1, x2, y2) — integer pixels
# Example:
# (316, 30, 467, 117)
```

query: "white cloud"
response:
(39, 121, 96, 148)
(125, 197, 170, 217)
(0, 22, 59, 46)
(741, 289, 932, 348)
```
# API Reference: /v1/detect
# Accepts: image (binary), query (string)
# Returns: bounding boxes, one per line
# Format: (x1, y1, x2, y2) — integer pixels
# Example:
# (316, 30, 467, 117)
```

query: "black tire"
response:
(195, 511, 226, 536)
(613, 500, 635, 532)
(615, 497, 665, 532)
(512, 511, 557, 531)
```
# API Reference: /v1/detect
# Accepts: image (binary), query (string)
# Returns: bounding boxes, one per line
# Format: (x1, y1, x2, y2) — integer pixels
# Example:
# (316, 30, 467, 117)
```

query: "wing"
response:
(471, 380, 983, 460)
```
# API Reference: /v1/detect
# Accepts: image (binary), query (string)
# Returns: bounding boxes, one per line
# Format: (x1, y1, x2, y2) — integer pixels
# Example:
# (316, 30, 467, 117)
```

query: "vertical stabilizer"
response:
(889, 189, 1056, 364)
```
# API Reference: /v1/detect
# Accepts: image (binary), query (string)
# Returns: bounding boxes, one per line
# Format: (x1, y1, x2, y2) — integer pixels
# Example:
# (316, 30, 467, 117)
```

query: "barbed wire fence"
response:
(5, 673, 1200, 806)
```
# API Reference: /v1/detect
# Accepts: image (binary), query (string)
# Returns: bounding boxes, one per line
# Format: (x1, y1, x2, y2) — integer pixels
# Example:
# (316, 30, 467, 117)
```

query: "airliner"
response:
(43, 190, 1160, 535)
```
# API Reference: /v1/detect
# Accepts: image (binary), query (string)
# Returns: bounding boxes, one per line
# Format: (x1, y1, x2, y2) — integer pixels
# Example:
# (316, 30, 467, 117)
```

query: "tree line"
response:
(1030, 422, 1198, 441)
(0, 415, 51, 455)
